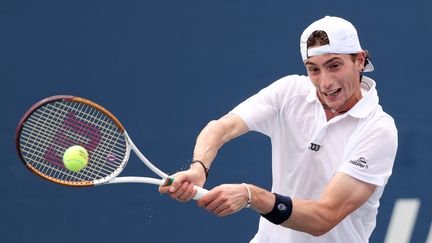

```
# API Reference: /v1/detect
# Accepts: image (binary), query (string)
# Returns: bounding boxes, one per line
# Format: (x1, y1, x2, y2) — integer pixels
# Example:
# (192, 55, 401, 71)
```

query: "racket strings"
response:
(19, 100, 128, 184)
(21, 102, 123, 182)
(21, 105, 118, 182)
(21, 103, 123, 171)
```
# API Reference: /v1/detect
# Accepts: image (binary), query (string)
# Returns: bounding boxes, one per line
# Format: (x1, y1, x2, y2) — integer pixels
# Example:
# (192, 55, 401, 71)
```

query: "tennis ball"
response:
(63, 145, 89, 172)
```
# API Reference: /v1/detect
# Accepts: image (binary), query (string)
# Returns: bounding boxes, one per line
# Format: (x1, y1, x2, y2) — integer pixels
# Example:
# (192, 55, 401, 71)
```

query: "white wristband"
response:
(242, 183, 252, 208)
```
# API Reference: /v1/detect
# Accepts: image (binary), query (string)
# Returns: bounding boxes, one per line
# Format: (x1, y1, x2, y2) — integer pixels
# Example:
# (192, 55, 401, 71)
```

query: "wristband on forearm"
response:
(261, 193, 293, 225)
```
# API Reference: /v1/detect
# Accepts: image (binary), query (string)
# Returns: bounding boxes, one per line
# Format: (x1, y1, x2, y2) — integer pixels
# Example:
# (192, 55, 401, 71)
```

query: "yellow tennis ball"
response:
(63, 145, 89, 172)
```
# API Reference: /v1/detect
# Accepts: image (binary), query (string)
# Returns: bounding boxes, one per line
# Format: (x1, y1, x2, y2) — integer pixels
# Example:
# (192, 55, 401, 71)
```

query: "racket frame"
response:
(16, 95, 207, 199)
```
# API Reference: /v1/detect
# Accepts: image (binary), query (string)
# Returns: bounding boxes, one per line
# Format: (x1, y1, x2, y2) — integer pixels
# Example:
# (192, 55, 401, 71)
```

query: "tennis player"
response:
(160, 16, 398, 242)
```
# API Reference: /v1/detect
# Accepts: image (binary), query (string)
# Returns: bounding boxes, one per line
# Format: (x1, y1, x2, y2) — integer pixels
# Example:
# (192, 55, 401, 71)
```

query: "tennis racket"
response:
(15, 95, 208, 200)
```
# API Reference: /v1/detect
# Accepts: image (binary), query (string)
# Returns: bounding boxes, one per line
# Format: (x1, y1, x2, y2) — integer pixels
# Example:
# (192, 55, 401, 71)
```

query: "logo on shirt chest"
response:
(308, 143, 321, 151)
(350, 157, 368, 169)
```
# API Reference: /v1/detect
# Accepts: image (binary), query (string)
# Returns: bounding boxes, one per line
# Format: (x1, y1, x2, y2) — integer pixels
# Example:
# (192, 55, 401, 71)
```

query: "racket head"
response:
(16, 95, 130, 187)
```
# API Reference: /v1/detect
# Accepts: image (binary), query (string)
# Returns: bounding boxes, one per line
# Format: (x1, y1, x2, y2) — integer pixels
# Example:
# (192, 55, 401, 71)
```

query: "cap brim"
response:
(363, 61, 374, 72)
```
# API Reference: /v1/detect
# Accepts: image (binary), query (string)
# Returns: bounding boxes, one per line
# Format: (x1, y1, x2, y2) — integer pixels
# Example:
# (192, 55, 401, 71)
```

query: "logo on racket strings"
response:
(43, 112, 101, 168)
(107, 154, 116, 163)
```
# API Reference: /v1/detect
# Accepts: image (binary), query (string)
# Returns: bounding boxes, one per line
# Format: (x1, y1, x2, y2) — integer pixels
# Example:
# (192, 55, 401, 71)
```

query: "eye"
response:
(328, 62, 342, 71)
(307, 66, 320, 74)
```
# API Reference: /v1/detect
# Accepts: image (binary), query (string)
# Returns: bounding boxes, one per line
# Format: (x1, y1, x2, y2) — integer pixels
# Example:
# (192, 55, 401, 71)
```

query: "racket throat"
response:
(163, 177, 174, 186)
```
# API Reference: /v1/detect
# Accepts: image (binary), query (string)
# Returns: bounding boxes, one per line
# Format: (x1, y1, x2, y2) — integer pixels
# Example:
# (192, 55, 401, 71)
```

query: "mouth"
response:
(323, 88, 342, 97)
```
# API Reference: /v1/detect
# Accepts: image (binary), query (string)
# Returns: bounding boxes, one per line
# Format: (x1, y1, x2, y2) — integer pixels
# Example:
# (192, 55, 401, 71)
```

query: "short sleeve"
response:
(338, 117, 398, 187)
(230, 75, 308, 136)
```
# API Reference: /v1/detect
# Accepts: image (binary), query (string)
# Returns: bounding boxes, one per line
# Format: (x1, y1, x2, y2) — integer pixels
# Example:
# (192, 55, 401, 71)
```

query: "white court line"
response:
(384, 199, 421, 243)
(426, 222, 432, 243)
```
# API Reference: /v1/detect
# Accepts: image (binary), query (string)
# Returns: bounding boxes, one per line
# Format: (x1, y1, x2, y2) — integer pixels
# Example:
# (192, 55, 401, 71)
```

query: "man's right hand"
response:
(159, 164, 207, 202)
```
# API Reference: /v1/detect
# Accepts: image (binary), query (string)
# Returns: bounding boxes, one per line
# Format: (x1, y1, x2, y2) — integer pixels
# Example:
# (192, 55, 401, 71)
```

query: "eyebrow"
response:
(304, 57, 342, 66)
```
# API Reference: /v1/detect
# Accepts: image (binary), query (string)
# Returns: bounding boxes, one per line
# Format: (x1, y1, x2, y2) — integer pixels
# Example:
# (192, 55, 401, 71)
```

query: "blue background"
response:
(1, 0, 431, 242)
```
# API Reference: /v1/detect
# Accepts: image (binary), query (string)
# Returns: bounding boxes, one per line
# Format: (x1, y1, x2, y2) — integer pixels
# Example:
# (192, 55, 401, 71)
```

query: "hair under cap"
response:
(300, 16, 374, 72)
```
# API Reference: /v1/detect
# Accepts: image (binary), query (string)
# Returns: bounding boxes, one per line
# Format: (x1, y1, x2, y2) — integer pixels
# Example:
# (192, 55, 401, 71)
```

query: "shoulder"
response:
(270, 74, 311, 90)
(341, 108, 398, 187)
(349, 107, 398, 162)
(364, 106, 398, 137)
(261, 74, 312, 100)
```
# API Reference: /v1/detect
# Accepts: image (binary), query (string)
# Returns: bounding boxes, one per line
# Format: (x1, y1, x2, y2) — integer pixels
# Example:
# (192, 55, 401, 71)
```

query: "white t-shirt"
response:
(230, 75, 398, 243)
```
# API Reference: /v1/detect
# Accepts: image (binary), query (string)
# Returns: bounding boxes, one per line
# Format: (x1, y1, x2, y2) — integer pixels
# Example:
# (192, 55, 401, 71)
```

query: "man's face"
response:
(304, 52, 365, 111)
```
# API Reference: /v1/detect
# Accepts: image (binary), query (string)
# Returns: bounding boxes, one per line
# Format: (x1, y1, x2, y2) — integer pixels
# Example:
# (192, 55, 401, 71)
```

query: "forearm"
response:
(193, 114, 249, 169)
(249, 189, 339, 236)
(161, 114, 248, 202)
(281, 199, 337, 236)
(257, 173, 376, 236)
(240, 185, 332, 235)
(192, 120, 225, 168)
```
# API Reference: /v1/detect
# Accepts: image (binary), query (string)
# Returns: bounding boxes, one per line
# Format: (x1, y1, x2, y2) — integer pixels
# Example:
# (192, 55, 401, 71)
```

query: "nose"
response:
(319, 71, 334, 90)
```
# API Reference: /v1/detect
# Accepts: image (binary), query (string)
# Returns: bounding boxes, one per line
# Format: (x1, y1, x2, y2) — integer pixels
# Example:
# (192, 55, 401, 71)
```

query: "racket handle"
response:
(192, 185, 209, 200)
(164, 177, 208, 200)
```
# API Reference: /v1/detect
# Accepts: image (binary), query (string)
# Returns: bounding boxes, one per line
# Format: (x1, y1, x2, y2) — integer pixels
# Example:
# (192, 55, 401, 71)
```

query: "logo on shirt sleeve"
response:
(350, 157, 368, 169)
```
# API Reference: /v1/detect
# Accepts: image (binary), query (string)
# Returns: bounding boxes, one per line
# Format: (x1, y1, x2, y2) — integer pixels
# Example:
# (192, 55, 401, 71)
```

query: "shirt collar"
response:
(305, 76, 379, 118)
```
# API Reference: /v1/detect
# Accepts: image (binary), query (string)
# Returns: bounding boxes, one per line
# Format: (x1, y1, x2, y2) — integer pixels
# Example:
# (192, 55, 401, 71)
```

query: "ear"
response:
(356, 51, 367, 72)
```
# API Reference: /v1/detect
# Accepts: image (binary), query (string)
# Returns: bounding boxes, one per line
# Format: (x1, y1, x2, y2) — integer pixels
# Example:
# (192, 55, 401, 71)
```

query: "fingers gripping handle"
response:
(164, 177, 208, 200)
(193, 186, 208, 200)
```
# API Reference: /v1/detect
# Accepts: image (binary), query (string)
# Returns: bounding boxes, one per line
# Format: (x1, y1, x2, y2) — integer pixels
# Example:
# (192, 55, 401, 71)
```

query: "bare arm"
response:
(192, 113, 249, 171)
(158, 113, 249, 200)
(278, 173, 375, 235)
(199, 172, 376, 236)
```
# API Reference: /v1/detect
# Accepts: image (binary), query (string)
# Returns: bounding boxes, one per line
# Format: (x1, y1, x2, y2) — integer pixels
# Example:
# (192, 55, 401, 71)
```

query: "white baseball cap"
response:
(300, 16, 374, 72)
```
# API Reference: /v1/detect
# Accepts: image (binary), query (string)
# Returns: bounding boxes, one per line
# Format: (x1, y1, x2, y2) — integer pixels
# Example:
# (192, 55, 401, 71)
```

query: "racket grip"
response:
(192, 185, 209, 200)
